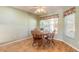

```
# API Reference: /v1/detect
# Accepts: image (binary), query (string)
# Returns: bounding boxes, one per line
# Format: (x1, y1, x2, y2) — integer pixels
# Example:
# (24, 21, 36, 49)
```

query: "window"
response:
(64, 13, 75, 38)
(40, 18, 58, 33)
(64, 7, 75, 39)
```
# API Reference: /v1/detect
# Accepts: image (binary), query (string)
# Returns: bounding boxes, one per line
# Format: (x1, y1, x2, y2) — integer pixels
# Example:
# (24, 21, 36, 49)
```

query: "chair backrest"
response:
(31, 29, 43, 39)
(31, 30, 37, 39)
(51, 30, 56, 38)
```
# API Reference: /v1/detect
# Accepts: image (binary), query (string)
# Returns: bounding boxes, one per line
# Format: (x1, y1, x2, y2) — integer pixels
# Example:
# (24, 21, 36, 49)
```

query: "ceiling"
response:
(13, 6, 63, 17)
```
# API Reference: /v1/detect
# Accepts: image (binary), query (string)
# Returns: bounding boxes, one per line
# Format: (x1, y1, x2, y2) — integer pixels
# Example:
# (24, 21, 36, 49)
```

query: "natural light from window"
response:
(40, 18, 58, 34)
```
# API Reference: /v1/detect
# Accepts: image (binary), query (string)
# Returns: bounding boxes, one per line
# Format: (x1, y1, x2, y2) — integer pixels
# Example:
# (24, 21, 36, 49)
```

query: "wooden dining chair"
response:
(31, 30, 43, 47)
(49, 30, 56, 46)
(31, 30, 38, 46)
(44, 31, 56, 47)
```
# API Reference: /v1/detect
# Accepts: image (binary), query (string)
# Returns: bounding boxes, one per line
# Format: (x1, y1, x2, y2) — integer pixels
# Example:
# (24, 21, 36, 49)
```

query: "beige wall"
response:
(0, 7, 37, 43)
(75, 7, 79, 48)
(36, 16, 41, 27)
(56, 9, 64, 40)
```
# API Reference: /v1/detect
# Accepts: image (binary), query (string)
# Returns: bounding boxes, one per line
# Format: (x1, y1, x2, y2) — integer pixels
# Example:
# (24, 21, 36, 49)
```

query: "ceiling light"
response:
(34, 6, 47, 15)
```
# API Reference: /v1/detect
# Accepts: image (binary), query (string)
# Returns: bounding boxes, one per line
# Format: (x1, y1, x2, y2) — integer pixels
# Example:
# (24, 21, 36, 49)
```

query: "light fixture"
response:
(34, 6, 47, 15)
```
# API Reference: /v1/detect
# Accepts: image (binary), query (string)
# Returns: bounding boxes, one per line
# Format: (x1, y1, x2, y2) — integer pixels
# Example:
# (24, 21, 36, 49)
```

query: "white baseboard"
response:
(56, 39, 79, 51)
(0, 36, 32, 47)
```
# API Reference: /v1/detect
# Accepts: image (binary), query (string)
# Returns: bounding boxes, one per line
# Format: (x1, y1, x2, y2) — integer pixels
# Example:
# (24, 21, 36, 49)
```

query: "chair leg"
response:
(38, 39, 42, 47)
(52, 40, 55, 46)
(32, 41, 36, 46)
(32, 39, 37, 47)
(47, 40, 50, 44)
